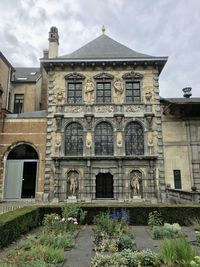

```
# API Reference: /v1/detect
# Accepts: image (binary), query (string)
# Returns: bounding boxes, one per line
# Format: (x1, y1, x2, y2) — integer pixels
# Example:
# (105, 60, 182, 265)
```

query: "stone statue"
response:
(85, 78, 94, 102)
(148, 135, 154, 155)
(68, 173, 78, 196)
(55, 133, 61, 156)
(114, 78, 123, 102)
(86, 132, 92, 148)
(130, 172, 141, 196)
(145, 91, 152, 104)
(117, 132, 123, 148)
(56, 88, 64, 105)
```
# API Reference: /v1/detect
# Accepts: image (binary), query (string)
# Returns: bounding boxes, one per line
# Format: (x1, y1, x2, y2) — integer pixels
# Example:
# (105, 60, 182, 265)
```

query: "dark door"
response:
(96, 173, 113, 198)
(21, 162, 37, 198)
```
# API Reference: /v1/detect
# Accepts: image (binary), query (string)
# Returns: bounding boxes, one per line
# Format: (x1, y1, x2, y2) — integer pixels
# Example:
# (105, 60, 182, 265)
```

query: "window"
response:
(125, 122, 144, 155)
(65, 72, 85, 104)
(125, 81, 141, 103)
(65, 123, 83, 156)
(94, 72, 114, 104)
(95, 122, 113, 155)
(67, 82, 82, 103)
(96, 82, 111, 103)
(14, 94, 24, 114)
(173, 170, 182, 189)
(122, 71, 143, 103)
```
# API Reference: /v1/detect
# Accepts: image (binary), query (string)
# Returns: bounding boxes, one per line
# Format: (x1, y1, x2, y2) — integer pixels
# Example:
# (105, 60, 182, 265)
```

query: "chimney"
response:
(48, 26, 59, 58)
(43, 49, 49, 59)
(182, 87, 192, 98)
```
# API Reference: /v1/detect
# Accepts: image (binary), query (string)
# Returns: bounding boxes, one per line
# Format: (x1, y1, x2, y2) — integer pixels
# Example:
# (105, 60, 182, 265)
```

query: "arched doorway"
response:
(96, 173, 113, 198)
(4, 144, 38, 199)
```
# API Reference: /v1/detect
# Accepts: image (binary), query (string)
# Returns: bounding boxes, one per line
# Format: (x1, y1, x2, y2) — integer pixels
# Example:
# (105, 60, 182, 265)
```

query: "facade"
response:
(0, 27, 199, 203)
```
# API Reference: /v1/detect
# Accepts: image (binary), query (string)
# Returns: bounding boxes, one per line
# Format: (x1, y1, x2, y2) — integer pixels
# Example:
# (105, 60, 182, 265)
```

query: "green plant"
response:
(119, 235, 135, 250)
(191, 256, 200, 267)
(148, 210, 163, 229)
(121, 249, 138, 266)
(152, 226, 162, 239)
(93, 212, 117, 237)
(138, 249, 159, 266)
(39, 232, 74, 249)
(159, 237, 196, 267)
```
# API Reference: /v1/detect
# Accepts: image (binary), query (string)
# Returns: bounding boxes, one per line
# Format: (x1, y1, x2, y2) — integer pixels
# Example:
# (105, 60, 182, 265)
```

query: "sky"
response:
(0, 0, 199, 98)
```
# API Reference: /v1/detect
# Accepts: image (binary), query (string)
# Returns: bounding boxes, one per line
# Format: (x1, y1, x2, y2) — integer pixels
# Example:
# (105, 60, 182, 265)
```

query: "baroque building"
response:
(0, 27, 199, 203)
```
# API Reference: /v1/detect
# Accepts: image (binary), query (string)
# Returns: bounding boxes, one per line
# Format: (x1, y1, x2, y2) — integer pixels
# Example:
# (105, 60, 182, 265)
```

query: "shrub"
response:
(39, 232, 74, 249)
(119, 235, 135, 250)
(121, 249, 138, 266)
(138, 249, 159, 266)
(0, 206, 39, 248)
(148, 210, 163, 229)
(61, 204, 87, 224)
(159, 237, 196, 266)
(93, 212, 117, 237)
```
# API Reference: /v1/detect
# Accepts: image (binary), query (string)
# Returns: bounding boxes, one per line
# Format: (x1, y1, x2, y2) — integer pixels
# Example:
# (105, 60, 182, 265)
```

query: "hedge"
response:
(0, 206, 39, 248)
(1, 204, 200, 248)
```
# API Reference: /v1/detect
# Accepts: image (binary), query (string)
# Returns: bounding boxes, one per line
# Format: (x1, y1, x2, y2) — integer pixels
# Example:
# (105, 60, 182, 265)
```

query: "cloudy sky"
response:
(0, 0, 199, 97)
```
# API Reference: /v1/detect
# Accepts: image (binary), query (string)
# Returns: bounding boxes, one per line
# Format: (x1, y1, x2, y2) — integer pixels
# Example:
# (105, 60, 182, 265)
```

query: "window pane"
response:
(65, 123, 83, 156)
(125, 122, 144, 155)
(14, 94, 24, 114)
(125, 82, 140, 103)
(96, 82, 111, 103)
(95, 122, 113, 155)
(67, 82, 82, 103)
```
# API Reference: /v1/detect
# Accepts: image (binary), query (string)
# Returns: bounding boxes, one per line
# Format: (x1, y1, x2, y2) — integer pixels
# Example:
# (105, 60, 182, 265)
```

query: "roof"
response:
(60, 34, 153, 59)
(6, 110, 47, 118)
(161, 97, 200, 104)
(12, 67, 41, 83)
(0, 51, 15, 71)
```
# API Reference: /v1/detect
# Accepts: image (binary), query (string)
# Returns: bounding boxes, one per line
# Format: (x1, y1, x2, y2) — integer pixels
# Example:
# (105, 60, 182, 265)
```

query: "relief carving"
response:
(125, 105, 143, 113)
(148, 133, 154, 155)
(66, 106, 84, 113)
(54, 88, 65, 105)
(95, 106, 114, 113)
(145, 91, 152, 104)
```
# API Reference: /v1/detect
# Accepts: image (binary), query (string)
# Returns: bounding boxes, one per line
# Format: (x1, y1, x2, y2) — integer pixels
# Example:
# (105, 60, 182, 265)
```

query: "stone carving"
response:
(67, 171, 78, 197)
(86, 132, 92, 148)
(148, 134, 154, 155)
(54, 133, 61, 156)
(85, 78, 94, 103)
(95, 105, 114, 113)
(117, 132, 123, 148)
(54, 88, 64, 105)
(122, 71, 143, 80)
(65, 106, 84, 113)
(145, 91, 152, 104)
(125, 105, 143, 113)
(114, 78, 123, 103)
(130, 171, 142, 197)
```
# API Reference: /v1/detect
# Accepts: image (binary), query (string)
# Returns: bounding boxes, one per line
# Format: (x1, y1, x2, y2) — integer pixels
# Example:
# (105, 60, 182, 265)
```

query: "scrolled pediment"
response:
(93, 72, 114, 80)
(64, 72, 85, 80)
(122, 71, 143, 80)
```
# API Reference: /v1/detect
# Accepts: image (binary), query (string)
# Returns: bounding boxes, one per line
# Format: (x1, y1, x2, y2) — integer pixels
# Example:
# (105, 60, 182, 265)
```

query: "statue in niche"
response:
(86, 132, 92, 148)
(148, 135, 154, 155)
(130, 171, 142, 197)
(114, 77, 123, 102)
(145, 91, 152, 104)
(85, 78, 94, 103)
(67, 172, 78, 197)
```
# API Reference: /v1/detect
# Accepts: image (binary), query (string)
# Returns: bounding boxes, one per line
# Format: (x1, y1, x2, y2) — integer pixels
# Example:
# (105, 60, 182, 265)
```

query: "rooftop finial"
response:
(102, 25, 106, 34)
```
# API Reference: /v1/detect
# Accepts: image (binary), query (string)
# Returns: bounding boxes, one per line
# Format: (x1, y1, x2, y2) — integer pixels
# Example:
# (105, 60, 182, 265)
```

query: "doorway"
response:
(4, 144, 38, 199)
(96, 173, 113, 198)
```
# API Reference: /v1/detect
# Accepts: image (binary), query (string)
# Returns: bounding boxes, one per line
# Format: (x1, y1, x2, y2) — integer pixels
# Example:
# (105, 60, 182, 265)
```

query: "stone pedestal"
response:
(67, 196, 78, 203)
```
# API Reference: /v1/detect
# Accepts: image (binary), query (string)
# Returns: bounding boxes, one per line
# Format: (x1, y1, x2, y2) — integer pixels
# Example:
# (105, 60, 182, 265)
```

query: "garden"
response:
(1, 204, 200, 266)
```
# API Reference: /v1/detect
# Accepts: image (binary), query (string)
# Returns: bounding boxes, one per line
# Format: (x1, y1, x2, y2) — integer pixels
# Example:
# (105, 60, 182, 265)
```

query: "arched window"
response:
(65, 123, 83, 156)
(125, 122, 144, 155)
(95, 122, 113, 155)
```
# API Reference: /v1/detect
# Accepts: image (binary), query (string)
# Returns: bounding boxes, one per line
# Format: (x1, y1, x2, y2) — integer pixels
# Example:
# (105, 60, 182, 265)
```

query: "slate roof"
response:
(60, 34, 153, 60)
(12, 67, 41, 83)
